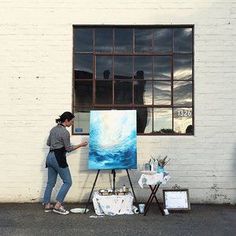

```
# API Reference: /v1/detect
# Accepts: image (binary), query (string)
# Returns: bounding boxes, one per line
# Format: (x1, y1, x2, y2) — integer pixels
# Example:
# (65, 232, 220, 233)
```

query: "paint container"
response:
(163, 209, 169, 215)
(138, 203, 145, 214)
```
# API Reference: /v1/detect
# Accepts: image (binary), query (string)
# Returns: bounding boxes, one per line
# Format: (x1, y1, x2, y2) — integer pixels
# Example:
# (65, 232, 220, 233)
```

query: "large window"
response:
(73, 25, 194, 135)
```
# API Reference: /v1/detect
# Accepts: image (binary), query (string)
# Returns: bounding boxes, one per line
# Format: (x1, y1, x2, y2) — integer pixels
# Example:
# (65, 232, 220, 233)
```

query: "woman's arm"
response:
(62, 129, 88, 152)
(68, 141, 88, 152)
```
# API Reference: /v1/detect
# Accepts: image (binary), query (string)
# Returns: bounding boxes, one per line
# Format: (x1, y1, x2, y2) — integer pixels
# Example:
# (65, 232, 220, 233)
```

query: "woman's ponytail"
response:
(55, 118, 61, 123)
(55, 112, 75, 124)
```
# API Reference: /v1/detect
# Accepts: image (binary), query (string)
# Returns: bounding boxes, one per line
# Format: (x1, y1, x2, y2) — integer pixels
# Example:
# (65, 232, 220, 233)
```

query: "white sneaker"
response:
(53, 206, 69, 215)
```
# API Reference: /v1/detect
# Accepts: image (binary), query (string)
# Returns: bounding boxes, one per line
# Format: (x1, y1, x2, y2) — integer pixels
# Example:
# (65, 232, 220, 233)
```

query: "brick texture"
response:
(0, 0, 236, 203)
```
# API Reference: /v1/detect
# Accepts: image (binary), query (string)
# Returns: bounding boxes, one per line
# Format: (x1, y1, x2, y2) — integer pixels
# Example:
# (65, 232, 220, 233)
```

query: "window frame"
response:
(72, 25, 194, 136)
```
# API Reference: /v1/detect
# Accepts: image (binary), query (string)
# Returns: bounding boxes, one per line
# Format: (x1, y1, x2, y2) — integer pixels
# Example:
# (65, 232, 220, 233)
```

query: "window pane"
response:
(154, 56, 171, 80)
(74, 28, 93, 52)
(135, 29, 152, 52)
(74, 54, 93, 79)
(174, 28, 192, 53)
(114, 81, 132, 104)
(96, 56, 112, 80)
(134, 80, 152, 105)
(95, 81, 112, 104)
(134, 56, 152, 80)
(174, 55, 192, 80)
(95, 28, 113, 52)
(115, 28, 133, 52)
(74, 81, 93, 106)
(174, 108, 193, 134)
(136, 107, 149, 133)
(73, 26, 194, 136)
(154, 28, 172, 52)
(114, 56, 132, 79)
(173, 81, 192, 106)
(154, 81, 171, 105)
(154, 108, 173, 134)
(74, 109, 90, 133)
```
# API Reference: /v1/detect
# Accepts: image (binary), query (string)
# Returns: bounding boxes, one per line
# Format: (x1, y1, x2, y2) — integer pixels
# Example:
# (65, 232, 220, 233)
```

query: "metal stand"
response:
(84, 169, 137, 214)
(143, 184, 164, 216)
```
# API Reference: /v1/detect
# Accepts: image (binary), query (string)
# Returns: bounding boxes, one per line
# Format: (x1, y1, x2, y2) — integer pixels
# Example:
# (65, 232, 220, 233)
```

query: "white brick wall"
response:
(0, 0, 236, 203)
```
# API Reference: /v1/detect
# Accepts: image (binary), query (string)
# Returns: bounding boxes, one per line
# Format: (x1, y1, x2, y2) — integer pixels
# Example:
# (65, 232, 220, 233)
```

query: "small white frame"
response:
(163, 189, 190, 211)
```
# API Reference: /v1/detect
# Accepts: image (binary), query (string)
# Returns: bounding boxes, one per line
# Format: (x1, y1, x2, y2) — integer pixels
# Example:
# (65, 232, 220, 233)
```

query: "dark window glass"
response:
(74, 54, 93, 79)
(134, 56, 152, 80)
(114, 56, 132, 79)
(137, 107, 149, 133)
(74, 28, 93, 52)
(154, 56, 171, 80)
(95, 28, 113, 52)
(174, 55, 192, 80)
(174, 108, 192, 134)
(174, 28, 192, 53)
(154, 28, 172, 52)
(135, 29, 153, 52)
(73, 26, 194, 136)
(95, 81, 112, 104)
(154, 108, 173, 134)
(134, 80, 152, 105)
(114, 80, 132, 104)
(173, 81, 192, 106)
(74, 81, 93, 105)
(154, 81, 171, 105)
(96, 56, 112, 80)
(115, 28, 133, 52)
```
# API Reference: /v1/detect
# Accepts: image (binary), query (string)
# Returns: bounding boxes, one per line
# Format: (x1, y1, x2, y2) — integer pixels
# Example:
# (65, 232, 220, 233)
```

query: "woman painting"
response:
(43, 111, 88, 215)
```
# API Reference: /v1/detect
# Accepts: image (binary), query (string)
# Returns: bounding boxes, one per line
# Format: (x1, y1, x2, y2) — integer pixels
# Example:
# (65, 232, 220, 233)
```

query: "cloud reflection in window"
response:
(154, 108, 172, 133)
(154, 28, 172, 52)
(173, 81, 192, 106)
(174, 28, 192, 53)
(154, 56, 171, 80)
(174, 55, 192, 80)
(174, 108, 192, 134)
(154, 81, 171, 105)
(135, 29, 152, 52)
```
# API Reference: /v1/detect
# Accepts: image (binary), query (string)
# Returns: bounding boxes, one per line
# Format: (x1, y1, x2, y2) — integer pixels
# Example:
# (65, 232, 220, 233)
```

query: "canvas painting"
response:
(88, 110, 137, 170)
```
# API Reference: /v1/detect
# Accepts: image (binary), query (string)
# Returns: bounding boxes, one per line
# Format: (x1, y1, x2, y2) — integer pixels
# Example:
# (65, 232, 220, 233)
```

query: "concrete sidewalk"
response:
(0, 203, 235, 236)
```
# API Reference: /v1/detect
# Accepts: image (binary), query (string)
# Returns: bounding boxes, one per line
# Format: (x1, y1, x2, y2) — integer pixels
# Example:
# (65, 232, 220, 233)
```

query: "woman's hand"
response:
(70, 141, 88, 151)
(80, 141, 88, 147)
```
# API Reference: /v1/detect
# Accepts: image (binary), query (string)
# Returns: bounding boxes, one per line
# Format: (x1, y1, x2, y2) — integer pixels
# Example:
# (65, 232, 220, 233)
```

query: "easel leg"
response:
(84, 170, 100, 214)
(126, 169, 137, 203)
(111, 169, 116, 193)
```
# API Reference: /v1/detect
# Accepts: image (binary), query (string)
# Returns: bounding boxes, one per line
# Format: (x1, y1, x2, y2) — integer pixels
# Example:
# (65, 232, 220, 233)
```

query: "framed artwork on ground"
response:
(163, 189, 191, 211)
(88, 110, 137, 170)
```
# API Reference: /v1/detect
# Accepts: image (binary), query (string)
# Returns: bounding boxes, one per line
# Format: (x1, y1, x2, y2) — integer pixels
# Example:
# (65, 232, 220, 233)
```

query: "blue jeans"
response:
(43, 152, 72, 204)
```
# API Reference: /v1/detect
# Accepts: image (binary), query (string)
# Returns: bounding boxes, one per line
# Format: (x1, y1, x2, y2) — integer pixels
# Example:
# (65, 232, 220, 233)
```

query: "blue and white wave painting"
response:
(88, 110, 137, 170)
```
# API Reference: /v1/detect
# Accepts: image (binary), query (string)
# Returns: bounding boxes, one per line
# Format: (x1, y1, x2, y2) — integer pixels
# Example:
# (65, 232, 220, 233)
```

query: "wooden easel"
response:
(84, 169, 137, 214)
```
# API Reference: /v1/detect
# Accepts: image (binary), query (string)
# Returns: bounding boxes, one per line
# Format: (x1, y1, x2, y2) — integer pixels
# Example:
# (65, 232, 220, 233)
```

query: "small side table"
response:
(138, 172, 170, 216)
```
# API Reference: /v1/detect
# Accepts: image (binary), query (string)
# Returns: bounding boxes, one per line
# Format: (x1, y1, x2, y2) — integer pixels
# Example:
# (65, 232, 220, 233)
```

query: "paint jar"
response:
(157, 165, 164, 173)
(138, 203, 145, 214)
(144, 163, 151, 171)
